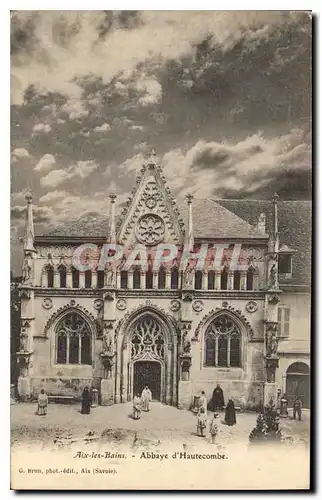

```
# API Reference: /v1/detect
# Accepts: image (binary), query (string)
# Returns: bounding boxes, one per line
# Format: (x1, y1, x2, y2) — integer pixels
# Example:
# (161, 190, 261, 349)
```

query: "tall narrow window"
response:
(97, 270, 105, 288)
(133, 269, 141, 289)
(47, 267, 54, 288)
(221, 269, 228, 290)
(233, 271, 241, 291)
(195, 270, 203, 290)
(85, 270, 92, 288)
(72, 267, 79, 288)
(58, 265, 67, 288)
(277, 306, 291, 337)
(146, 270, 153, 289)
(158, 267, 166, 289)
(246, 269, 254, 290)
(204, 315, 241, 368)
(120, 270, 128, 289)
(56, 313, 91, 365)
(208, 271, 215, 290)
(171, 268, 179, 289)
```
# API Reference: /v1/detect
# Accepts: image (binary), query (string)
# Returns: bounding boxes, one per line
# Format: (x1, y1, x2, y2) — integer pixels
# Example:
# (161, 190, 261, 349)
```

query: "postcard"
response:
(11, 10, 311, 490)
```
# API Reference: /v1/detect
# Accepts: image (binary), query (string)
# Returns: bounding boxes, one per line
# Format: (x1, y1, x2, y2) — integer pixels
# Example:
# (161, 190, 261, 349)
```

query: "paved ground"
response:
(11, 401, 310, 452)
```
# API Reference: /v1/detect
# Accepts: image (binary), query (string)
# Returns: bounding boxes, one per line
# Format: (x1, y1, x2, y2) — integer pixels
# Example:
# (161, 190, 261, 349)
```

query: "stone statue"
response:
(106, 267, 114, 287)
(183, 264, 193, 288)
(266, 360, 276, 383)
(22, 258, 32, 284)
(267, 329, 278, 357)
(102, 331, 113, 354)
(182, 332, 191, 354)
(20, 334, 28, 352)
(269, 263, 277, 289)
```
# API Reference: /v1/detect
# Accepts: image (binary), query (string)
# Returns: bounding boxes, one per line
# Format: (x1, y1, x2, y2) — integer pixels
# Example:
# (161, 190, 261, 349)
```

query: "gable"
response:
(116, 157, 185, 247)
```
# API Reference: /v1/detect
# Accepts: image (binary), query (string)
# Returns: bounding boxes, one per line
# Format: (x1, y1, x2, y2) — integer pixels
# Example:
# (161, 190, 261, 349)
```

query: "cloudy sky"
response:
(11, 10, 311, 274)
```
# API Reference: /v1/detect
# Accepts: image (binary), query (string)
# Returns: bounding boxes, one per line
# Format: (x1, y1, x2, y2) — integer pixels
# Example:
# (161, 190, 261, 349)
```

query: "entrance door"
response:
(133, 361, 161, 400)
(286, 362, 310, 408)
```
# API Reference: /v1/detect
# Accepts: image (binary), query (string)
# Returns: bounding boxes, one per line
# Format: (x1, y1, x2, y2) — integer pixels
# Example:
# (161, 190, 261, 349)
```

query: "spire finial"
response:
(186, 194, 194, 251)
(23, 191, 36, 254)
(109, 194, 117, 244)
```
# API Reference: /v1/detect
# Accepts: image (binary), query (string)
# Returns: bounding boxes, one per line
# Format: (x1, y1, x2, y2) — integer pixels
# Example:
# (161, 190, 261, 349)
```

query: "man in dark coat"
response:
(81, 387, 91, 414)
(225, 399, 237, 426)
(209, 384, 225, 411)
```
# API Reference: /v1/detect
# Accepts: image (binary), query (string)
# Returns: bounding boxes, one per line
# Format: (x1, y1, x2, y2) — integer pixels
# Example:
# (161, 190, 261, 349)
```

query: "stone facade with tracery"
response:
(16, 153, 311, 409)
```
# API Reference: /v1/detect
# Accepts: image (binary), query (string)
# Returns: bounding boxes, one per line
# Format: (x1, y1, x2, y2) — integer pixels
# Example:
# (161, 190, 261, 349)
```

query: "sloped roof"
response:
(218, 200, 312, 286)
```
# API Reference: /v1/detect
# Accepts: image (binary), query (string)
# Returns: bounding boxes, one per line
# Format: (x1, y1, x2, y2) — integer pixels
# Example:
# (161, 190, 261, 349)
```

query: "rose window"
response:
(131, 316, 165, 360)
(136, 214, 165, 245)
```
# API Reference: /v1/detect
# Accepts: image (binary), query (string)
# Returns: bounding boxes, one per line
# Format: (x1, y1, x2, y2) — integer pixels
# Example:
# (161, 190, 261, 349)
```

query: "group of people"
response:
(196, 386, 237, 439)
(132, 386, 152, 419)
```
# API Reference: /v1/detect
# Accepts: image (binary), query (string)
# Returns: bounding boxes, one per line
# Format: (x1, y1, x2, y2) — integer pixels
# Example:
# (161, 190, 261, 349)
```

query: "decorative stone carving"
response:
(106, 266, 115, 287)
(266, 322, 279, 357)
(94, 318, 103, 338)
(116, 299, 127, 311)
(193, 306, 255, 342)
(22, 258, 33, 285)
(183, 264, 193, 288)
(19, 289, 31, 299)
(42, 298, 53, 310)
(102, 330, 114, 354)
(182, 292, 193, 302)
(170, 299, 181, 312)
(93, 298, 104, 310)
(266, 358, 279, 383)
(39, 246, 74, 258)
(136, 213, 165, 245)
(268, 294, 280, 305)
(222, 301, 229, 308)
(44, 302, 95, 336)
(245, 301, 258, 313)
(192, 300, 204, 313)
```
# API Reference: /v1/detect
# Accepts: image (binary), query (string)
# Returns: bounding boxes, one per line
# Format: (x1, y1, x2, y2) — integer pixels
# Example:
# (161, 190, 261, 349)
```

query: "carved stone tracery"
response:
(131, 316, 165, 360)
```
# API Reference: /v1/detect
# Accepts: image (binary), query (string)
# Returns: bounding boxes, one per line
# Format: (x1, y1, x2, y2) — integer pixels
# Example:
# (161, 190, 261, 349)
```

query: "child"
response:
(209, 413, 219, 444)
(133, 393, 142, 420)
(37, 389, 48, 416)
(197, 407, 207, 437)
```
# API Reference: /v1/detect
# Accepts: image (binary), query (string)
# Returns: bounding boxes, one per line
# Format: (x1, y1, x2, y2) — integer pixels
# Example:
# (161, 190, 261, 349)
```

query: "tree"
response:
(249, 403, 282, 443)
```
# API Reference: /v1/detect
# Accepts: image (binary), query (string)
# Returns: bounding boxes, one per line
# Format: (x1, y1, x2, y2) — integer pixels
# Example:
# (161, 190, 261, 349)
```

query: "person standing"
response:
(199, 390, 208, 413)
(132, 393, 142, 420)
(37, 389, 48, 416)
(141, 385, 152, 412)
(81, 386, 91, 414)
(210, 384, 225, 411)
(196, 407, 207, 437)
(293, 395, 303, 421)
(209, 413, 219, 444)
(224, 398, 237, 426)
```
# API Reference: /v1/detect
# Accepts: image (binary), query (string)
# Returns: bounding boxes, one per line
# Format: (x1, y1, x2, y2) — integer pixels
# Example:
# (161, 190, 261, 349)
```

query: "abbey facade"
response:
(17, 154, 311, 410)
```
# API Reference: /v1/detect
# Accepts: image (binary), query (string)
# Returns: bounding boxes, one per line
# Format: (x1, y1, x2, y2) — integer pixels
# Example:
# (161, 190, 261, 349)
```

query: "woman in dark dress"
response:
(224, 398, 236, 426)
(81, 387, 91, 414)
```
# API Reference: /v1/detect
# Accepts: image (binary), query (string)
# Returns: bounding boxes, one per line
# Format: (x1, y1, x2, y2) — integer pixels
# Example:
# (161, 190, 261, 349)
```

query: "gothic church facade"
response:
(17, 154, 311, 410)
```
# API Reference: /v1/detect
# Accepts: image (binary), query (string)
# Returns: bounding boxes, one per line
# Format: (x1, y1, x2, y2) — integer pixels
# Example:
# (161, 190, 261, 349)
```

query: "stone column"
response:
(116, 271, 121, 289)
(202, 272, 208, 290)
(54, 271, 60, 288)
(165, 271, 171, 289)
(214, 271, 221, 290)
(92, 271, 98, 289)
(128, 272, 133, 289)
(79, 272, 85, 288)
(153, 271, 158, 289)
(228, 271, 234, 290)
(240, 271, 247, 291)
(66, 271, 72, 288)
(172, 334, 178, 406)
(121, 349, 128, 403)
(253, 273, 259, 291)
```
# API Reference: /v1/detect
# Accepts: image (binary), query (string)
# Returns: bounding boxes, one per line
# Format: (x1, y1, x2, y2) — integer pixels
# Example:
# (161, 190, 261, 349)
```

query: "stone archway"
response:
(286, 362, 310, 409)
(117, 307, 178, 405)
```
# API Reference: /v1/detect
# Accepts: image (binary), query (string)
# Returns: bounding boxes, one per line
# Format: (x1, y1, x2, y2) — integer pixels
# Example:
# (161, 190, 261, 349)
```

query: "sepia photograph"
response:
(10, 10, 312, 490)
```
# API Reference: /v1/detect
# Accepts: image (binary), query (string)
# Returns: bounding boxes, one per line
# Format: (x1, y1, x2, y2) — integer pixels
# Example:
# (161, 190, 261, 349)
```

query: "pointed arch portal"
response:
(117, 307, 177, 405)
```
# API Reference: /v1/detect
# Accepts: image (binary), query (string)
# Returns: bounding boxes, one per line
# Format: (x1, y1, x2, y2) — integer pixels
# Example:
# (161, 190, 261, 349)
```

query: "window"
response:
(221, 269, 228, 290)
(279, 254, 292, 274)
(56, 312, 92, 365)
(47, 267, 54, 288)
(97, 270, 105, 288)
(277, 306, 290, 337)
(158, 267, 166, 289)
(72, 268, 79, 288)
(171, 268, 179, 289)
(233, 271, 241, 291)
(208, 271, 215, 290)
(58, 265, 67, 288)
(133, 269, 141, 289)
(85, 270, 92, 288)
(195, 270, 203, 290)
(120, 270, 128, 289)
(146, 270, 153, 289)
(246, 269, 254, 290)
(204, 315, 241, 367)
